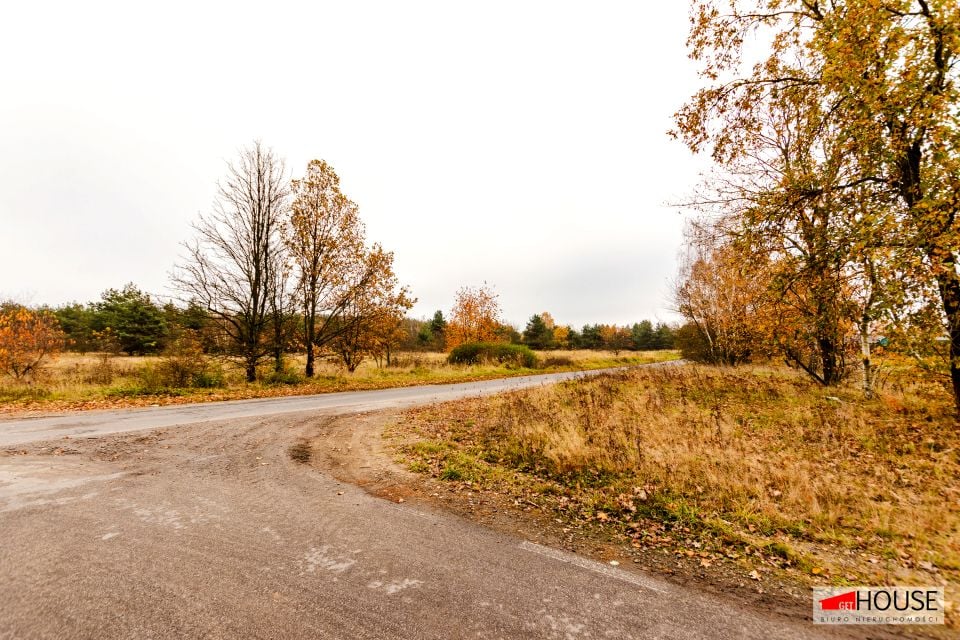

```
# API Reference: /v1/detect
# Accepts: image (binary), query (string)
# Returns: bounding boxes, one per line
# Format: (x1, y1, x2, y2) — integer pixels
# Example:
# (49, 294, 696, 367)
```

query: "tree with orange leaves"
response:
(674, 0, 960, 404)
(445, 284, 503, 350)
(0, 305, 66, 381)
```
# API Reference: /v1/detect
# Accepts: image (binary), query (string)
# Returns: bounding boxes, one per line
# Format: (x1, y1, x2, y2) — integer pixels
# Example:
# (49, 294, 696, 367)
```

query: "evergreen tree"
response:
(52, 303, 97, 353)
(428, 310, 447, 349)
(653, 322, 675, 350)
(579, 324, 604, 349)
(631, 320, 654, 350)
(94, 283, 168, 355)
(522, 314, 554, 349)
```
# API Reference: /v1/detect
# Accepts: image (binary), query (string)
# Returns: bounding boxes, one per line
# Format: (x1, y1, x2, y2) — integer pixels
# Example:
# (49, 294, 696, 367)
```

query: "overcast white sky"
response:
(0, 1, 706, 328)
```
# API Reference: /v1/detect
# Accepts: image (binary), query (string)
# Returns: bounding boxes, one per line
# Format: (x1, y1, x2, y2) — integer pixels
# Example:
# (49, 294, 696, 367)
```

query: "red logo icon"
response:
(819, 591, 858, 611)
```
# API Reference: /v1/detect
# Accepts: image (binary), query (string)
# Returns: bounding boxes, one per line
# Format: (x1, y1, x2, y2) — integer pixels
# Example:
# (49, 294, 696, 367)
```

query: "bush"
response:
(264, 369, 303, 386)
(192, 368, 226, 388)
(387, 355, 425, 368)
(135, 331, 225, 390)
(448, 342, 538, 368)
(541, 356, 574, 368)
(83, 354, 116, 385)
(674, 322, 717, 364)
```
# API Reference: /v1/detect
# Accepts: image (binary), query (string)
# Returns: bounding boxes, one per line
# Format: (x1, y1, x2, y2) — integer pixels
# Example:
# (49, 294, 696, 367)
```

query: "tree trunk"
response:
(245, 361, 257, 383)
(859, 321, 873, 399)
(819, 335, 840, 386)
(935, 266, 960, 414)
(304, 307, 316, 378)
(305, 342, 315, 378)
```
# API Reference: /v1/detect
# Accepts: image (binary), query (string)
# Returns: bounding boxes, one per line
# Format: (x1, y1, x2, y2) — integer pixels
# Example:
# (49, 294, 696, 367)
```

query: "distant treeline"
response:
(43, 286, 675, 356)
(403, 311, 676, 353)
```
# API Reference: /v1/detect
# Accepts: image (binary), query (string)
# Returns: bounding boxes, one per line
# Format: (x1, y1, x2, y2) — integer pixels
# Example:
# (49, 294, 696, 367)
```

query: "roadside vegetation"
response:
(0, 144, 678, 413)
(0, 349, 678, 413)
(391, 363, 957, 625)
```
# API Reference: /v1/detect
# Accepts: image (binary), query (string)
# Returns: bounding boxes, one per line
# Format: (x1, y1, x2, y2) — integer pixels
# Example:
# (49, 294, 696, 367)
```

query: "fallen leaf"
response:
(748, 570, 761, 581)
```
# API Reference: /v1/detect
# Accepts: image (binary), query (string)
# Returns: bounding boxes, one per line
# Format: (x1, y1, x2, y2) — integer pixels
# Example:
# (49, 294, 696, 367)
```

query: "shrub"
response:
(673, 322, 716, 363)
(387, 355, 424, 368)
(83, 353, 116, 385)
(159, 331, 214, 387)
(264, 369, 303, 386)
(448, 342, 538, 368)
(135, 331, 225, 390)
(541, 356, 574, 368)
(192, 368, 226, 388)
(0, 305, 66, 381)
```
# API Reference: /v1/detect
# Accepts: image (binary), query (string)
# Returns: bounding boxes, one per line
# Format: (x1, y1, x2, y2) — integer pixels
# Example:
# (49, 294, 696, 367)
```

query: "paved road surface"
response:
(0, 367, 866, 639)
(0, 367, 653, 447)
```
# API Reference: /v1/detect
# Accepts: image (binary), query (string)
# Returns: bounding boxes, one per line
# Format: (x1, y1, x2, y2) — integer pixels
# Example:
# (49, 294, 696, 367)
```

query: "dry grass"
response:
(393, 363, 959, 606)
(0, 349, 679, 413)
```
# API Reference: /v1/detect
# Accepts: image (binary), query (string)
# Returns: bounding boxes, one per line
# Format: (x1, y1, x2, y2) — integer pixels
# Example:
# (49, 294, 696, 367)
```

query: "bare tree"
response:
(267, 248, 295, 374)
(173, 141, 289, 382)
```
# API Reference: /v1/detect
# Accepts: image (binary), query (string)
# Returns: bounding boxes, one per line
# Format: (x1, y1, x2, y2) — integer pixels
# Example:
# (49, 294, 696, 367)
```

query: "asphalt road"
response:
(0, 367, 653, 448)
(0, 367, 862, 639)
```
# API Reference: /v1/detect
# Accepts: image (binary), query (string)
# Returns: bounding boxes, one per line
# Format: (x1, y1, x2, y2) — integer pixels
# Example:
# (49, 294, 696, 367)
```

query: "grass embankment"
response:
(0, 350, 678, 414)
(391, 364, 958, 617)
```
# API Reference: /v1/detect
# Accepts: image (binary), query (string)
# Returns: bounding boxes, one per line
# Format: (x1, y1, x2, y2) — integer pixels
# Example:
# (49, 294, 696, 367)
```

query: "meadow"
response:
(0, 349, 679, 413)
(391, 362, 958, 619)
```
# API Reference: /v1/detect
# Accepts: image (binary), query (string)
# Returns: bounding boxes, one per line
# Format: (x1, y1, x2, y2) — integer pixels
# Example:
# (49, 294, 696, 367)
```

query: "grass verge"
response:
(0, 350, 679, 414)
(389, 364, 957, 627)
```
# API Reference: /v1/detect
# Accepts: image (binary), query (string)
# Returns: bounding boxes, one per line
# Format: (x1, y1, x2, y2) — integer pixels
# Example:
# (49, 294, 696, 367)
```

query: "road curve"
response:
(0, 365, 676, 448)
(0, 362, 858, 639)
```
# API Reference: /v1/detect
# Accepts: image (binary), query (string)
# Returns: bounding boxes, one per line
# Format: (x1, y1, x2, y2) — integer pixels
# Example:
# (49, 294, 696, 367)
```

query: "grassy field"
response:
(0, 349, 679, 413)
(389, 363, 957, 624)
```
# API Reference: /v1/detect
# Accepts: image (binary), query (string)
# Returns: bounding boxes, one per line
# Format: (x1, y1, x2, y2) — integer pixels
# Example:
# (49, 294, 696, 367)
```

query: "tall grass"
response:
(0, 350, 679, 411)
(399, 364, 959, 587)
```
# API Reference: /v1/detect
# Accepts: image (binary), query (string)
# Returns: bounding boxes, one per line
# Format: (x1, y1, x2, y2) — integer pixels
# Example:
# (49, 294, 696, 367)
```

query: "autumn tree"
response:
(675, 1, 953, 393)
(287, 159, 366, 377)
(674, 231, 769, 366)
(553, 325, 571, 349)
(0, 305, 66, 381)
(599, 325, 632, 355)
(445, 284, 503, 350)
(267, 249, 296, 373)
(174, 141, 289, 382)
(328, 246, 415, 371)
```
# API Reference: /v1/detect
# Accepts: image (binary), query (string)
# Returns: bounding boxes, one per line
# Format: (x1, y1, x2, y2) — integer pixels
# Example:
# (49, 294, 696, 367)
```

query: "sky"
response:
(0, 1, 707, 328)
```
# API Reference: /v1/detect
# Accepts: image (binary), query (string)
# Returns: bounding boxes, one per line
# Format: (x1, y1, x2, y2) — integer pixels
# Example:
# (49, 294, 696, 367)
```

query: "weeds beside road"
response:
(0, 350, 678, 415)
(390, 364, 958, 630)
